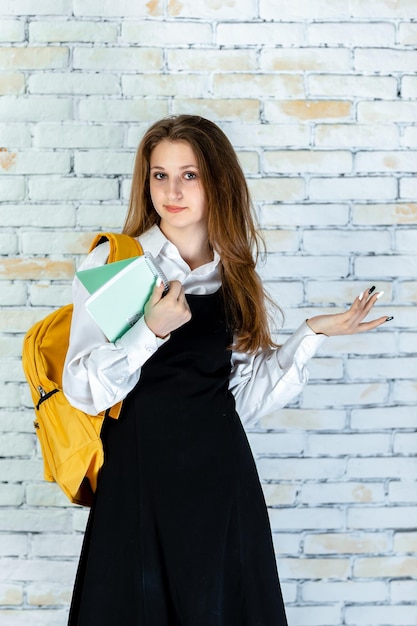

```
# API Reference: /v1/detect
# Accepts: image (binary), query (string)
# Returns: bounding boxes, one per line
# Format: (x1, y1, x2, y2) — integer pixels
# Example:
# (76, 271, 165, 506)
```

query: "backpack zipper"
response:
(36, 385, 59, 410)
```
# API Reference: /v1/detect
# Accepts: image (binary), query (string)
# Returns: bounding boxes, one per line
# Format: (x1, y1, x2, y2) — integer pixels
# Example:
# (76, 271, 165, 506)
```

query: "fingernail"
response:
(376, 290, 385, 300)
(156, 277, 162, 287)
(359, 291, 364, 301)
(368, 285, 376, 295)
(385, 316, 394, 322)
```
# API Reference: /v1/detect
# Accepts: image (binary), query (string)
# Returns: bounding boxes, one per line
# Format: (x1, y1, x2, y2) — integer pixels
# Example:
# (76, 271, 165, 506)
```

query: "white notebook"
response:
(76, 253, 169, 342)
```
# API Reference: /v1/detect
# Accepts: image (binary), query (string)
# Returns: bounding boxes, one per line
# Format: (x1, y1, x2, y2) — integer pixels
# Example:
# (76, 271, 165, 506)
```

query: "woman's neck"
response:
(160, 224, 213, 270)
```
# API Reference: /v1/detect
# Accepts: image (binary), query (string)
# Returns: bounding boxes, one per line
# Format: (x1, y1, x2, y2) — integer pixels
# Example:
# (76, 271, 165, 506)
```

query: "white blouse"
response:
(63, 225, 327, 428)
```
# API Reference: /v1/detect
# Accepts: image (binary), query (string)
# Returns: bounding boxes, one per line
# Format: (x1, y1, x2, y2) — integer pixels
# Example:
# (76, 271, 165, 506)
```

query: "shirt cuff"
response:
(116, 316, 169, 373)
(278, 320, 327, 371)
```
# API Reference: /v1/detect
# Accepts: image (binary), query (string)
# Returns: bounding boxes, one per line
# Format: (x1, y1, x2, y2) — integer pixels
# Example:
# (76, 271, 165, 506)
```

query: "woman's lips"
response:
(165, 205, 186, 213)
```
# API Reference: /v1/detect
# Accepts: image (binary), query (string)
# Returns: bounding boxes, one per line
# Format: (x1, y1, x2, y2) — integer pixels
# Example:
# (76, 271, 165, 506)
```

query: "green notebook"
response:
(76, 253, 169, 342)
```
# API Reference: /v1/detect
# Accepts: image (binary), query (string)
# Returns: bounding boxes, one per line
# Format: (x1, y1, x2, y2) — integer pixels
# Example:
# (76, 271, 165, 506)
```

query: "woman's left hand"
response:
(306, 286, 392, 337)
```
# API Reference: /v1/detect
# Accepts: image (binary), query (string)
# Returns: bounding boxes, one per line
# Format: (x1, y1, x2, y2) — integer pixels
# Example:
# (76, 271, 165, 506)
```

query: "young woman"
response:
(63, 115, 390, 626)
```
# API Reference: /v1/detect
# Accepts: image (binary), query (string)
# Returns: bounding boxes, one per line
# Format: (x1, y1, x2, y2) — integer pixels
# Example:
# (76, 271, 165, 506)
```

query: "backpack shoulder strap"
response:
(89, 232, 143, 263)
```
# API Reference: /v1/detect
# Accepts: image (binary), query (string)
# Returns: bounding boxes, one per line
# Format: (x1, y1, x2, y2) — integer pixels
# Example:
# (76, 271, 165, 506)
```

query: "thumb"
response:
(148, 278, 165, 306)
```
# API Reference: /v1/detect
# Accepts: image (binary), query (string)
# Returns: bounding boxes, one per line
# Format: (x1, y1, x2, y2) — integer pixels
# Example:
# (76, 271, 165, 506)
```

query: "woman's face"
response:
(149, 140, 208, 239)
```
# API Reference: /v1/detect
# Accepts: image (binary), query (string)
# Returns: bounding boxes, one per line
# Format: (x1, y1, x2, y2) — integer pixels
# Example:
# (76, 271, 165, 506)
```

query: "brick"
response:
(29, 283, 72, 307)
(393, 379, 417, 403)
(216, 22, 303, 46)
(349, 506, 417, 531)
(346, 605, 417, 625)
(403, 126, 417, 148)
(305, 280, 392, 305)
(308, 22, 395, 46)
(33, 123, 124, 149)
(0, 337, 26, 358)
(265, 100, 351, 123)
(269, 507, 344, 531)
(390, 483, 417, 504)
(0, 177, 25, 201)
(0, 610, 69, 625)
(352, 0, 417, 17)
(0, 534, 27, 557)
(237, 150, 259, 175)
(0, 72, 24, 95)
(77, 204, 126, 228)
(261, 48, 351, 72)
(304, 532, 389, 554)
(248, 432, 304, 456)
(272, 533, 301, 556)
(355, 48, 417, 72)
(303, 229, 390, 253)
(220, 122, 310, 148)
(258, 458, 345, 481)
(261, 204, 349, 227)
(401, 176, 417, 199)
(0, 123, 31, 147)
(309, 357, 344, 380)
(0, 258, 74, 280)
(258, 229, 299, 253)
(0, 150, 70, 175)
(74, 150, 134, 175)
(0, 0, 71, 15)
(29, 176, 119, 201)
(315, 124, 399, 149)
(348, 458, 417, 480)
(399, 332, 417, 352)
(0, 232, 18, 254)
(302, 482, 385, 505)
(168, 48, 257, 72)
(0, 510, 70, 533)
(0, 96, 72, 122)
(262, 483, 297, 506)
(310, 176, 397, 201)
(279, 556, 350, 579)
(353, 203, 417, 225)
(21, 231, 93, 255)
(29, 20, 118, 43)
(0, 20, 25, 42)
(0, 281, 27, 306)
(248, 177, 305, 203)
(358, 100, 417, 123)
(28, 72, 120, 95)
(351, 406, 416, 430)
(26, 582, 72, 606)
(122, 73, 209, 98)
(396, 229, 417, 253)
(307, 433, 390, 457)
(0, 410, 34, 434)
(263, 280, 304, 308)
(401, 75, 417, 98)
(355, 255, 417, 278)
(78, 97, 168, 122)
(264, 150, 352, 175)
(73, 46, 162, 71)
(308, 74, 396, 98)
(31, 534, 83, 558)
(356, 150, 417, 173)
(302, 382, 388, 409)
(0, 204, 75, 227)
(286, 606, 341, 626)
(262, 255, 348, 279)
(354, 557, 417, 579)
(397, 282, 417, 303)
(391, 580, 417, 603)
(176, 99, 262, 123)
(214, 73, 304, 99)
(347, 357, 415, 381)
(0, 46, 68, 70)
(0, 557, 76, 583)
(122, 20, 212, 45)
(302, 580, 388, 603)
(260, 0, 349, 19)
(0, 484, 25, 506)
(317, 332, 396, 356)
(0, 433, 34, 457)
(168, 0, 256, 18)
(72, 508, 88, 532)
(259, 408, 347, 431)
(0, 359, 25, 384)
(399, 22, 417, 45)
(0, 583, 23, 605)
(73, 0, 162, 16)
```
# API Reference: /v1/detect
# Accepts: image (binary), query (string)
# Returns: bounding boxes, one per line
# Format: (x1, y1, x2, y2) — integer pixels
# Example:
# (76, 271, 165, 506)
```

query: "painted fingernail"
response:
(368, 285, 376, 295)
(376, 290, 385, 300)
(156, 277, 162, 287)
(385, 316, 394, 322)
(359, 291, 364, 301)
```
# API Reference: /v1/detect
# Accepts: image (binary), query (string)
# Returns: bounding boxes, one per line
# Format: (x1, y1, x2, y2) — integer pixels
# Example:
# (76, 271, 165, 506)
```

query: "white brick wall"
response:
(1, 1, 416, 624)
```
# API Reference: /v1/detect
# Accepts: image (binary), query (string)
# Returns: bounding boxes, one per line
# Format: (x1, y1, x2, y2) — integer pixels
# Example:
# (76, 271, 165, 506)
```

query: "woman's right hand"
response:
(144, 280, 191, 339)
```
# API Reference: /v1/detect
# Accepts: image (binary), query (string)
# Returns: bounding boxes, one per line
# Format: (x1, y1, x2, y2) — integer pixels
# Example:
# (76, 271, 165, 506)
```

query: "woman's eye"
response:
(184, 172, 197, 180)
(154, 172, 166, 180)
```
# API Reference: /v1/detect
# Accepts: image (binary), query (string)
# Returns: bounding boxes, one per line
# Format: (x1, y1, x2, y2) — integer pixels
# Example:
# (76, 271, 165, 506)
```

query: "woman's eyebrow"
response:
(150, 164, 198, 170)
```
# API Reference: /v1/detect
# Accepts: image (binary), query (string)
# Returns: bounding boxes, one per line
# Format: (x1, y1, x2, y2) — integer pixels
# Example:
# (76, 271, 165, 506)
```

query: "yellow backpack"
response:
(22, 233, 143, 507)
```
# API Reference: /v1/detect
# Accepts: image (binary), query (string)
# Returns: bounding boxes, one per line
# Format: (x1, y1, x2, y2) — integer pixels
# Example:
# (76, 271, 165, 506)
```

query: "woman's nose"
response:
(167, 178, 182, 199)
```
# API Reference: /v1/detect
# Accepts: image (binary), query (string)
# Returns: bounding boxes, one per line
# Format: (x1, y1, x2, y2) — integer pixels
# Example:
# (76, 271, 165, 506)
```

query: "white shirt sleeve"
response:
(62, 242, 168, 415)
(229, 322, 327, 428)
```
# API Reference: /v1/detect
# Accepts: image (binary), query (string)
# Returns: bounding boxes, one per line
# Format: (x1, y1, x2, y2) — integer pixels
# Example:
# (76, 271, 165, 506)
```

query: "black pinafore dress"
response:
(68, 291, 288, 626)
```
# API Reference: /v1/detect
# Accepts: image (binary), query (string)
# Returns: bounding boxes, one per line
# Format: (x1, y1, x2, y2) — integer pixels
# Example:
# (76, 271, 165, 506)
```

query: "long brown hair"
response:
(123, 114, 278, 354)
